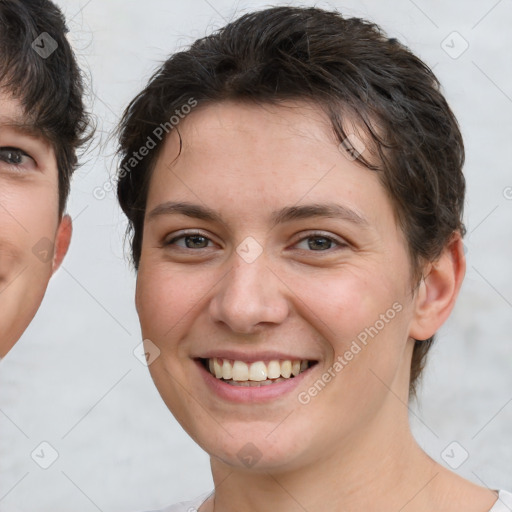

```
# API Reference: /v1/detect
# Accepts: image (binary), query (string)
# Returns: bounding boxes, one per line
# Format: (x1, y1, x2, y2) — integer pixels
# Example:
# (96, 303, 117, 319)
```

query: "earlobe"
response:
(52, 214, 72, 274)
(409, 232, 466, 341)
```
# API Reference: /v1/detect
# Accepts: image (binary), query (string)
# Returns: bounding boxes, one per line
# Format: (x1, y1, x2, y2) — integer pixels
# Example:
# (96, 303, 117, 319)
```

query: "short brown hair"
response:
(116, 6, 466, 398)
(0, 0, 92, 214)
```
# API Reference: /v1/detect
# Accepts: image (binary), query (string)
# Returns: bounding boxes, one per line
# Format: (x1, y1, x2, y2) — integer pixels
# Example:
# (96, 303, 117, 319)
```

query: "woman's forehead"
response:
(146, 101, 397, 239)
(157, 101, 359, 176)
(183, 100, 332, 142)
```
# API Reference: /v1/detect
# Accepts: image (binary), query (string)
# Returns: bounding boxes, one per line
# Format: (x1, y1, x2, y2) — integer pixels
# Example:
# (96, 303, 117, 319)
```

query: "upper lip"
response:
(193, 350, 318, 363)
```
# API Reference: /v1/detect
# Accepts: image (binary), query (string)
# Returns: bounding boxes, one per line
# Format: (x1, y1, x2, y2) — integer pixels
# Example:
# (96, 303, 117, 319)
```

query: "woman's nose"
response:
(208, 243, 290, 334)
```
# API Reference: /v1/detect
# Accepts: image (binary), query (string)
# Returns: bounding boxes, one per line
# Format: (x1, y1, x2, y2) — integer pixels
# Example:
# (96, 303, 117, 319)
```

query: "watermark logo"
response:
(236, 236, 263, 264)
(31, 441, 59, 469)
(339, 133, 366, 161)
(32, 237, 54, 263)
(441, 441, 469, 469)
(441, 31, 469, 59)
(32, 33, 58, 59)
(133, 339, 161, 366)
(237, 442, 263, 468)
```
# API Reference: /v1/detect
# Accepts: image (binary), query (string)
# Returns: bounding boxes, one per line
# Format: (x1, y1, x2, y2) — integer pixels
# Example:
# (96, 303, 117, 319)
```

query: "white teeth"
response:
(206, 358, 312, 382)
(249, 361, 267, 381)
(280, 360, 292, 378)
(232, 360, 249, 381)
(222, 359, 232, 380)
(267, 360, 281, 379)
(213, 359, 223, 379)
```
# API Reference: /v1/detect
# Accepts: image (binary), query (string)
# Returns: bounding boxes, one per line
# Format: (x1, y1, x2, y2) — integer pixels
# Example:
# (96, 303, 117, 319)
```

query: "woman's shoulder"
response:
(489, 490, 512, 511)
(142, 490, 212, 512)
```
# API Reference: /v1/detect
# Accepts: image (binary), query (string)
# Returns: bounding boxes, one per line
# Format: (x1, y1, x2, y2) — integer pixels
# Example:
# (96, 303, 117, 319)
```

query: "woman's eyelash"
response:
(165, 231, 213, 248)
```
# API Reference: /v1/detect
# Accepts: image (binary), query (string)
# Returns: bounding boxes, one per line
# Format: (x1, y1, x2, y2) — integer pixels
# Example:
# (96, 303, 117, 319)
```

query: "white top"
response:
(145, 489, 512, 512)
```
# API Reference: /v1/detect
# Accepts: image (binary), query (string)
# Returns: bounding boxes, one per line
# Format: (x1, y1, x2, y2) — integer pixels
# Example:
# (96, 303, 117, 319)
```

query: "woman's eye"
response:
(164, 232, 346, 253)
(294, 234, 346, 252)
(0, 147, 35, 171)
(166, 233, 214, 249)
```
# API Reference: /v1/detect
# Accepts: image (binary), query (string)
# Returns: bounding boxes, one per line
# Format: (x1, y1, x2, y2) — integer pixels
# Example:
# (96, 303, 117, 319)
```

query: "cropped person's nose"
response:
(208, 251, 289, 335)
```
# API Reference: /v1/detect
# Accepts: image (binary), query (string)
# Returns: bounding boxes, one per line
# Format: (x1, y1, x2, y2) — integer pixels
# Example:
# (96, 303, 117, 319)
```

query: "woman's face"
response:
(136, 100, 423, 471)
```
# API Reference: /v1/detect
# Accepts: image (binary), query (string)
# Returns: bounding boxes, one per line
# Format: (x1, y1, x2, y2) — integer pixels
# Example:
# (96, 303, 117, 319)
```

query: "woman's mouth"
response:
(200, 357, 317, 387)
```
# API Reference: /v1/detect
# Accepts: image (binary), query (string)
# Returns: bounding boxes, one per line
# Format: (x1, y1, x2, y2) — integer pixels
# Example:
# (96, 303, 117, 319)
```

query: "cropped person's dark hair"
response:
(0, 0, 92, 214)
(116, 6, 466, 398)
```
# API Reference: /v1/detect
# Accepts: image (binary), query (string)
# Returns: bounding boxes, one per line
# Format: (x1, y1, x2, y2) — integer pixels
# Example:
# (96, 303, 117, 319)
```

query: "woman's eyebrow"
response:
(271, 203, 370, 228)
(147, 201, 370, 229)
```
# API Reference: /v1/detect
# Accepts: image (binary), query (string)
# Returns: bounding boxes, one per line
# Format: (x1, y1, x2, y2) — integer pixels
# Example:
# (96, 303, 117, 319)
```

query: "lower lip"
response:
(195, 360, 314, 403)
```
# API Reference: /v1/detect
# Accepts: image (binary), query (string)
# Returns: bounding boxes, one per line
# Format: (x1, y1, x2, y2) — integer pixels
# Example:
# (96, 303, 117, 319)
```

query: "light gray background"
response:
(0, 0, 511, 510)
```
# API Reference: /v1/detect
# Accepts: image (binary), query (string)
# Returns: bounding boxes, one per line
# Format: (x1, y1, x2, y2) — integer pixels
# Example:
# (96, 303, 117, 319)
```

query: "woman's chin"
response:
(202, 436, 310, 474)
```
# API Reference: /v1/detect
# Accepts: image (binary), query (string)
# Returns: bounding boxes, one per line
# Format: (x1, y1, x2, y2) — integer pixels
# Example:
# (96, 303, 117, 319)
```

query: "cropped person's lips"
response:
(193, 350, 319, 388)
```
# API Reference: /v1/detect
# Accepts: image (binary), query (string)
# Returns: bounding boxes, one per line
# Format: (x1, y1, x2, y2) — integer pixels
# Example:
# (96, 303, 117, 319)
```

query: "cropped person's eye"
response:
(0, 147, 36, 172)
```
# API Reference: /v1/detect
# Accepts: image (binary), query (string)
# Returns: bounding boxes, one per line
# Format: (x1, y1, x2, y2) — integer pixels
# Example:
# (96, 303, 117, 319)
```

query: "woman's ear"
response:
(409, 232, 466, 341)
(52, 214, 72, 274)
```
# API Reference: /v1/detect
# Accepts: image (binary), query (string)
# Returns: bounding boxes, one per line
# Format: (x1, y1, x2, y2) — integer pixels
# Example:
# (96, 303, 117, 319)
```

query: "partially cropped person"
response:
(0, 0, 91, 358)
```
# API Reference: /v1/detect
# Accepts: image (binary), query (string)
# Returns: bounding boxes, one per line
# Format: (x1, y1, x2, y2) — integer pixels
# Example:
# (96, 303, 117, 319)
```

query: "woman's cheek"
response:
(301, 272, 378, 336)
(136, 261, 198, 340)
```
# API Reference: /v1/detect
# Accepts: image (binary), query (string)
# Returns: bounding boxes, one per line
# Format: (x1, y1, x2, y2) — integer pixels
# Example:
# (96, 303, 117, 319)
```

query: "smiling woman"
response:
(116, 6, 511, 512)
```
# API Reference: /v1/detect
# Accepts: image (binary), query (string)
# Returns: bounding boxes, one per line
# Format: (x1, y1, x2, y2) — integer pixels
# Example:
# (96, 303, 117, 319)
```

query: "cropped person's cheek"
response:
(0, 160, 60, 356)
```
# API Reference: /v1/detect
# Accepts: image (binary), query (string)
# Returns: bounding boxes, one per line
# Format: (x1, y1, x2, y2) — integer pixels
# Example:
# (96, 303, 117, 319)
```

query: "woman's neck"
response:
(206, 412, 439, 512)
